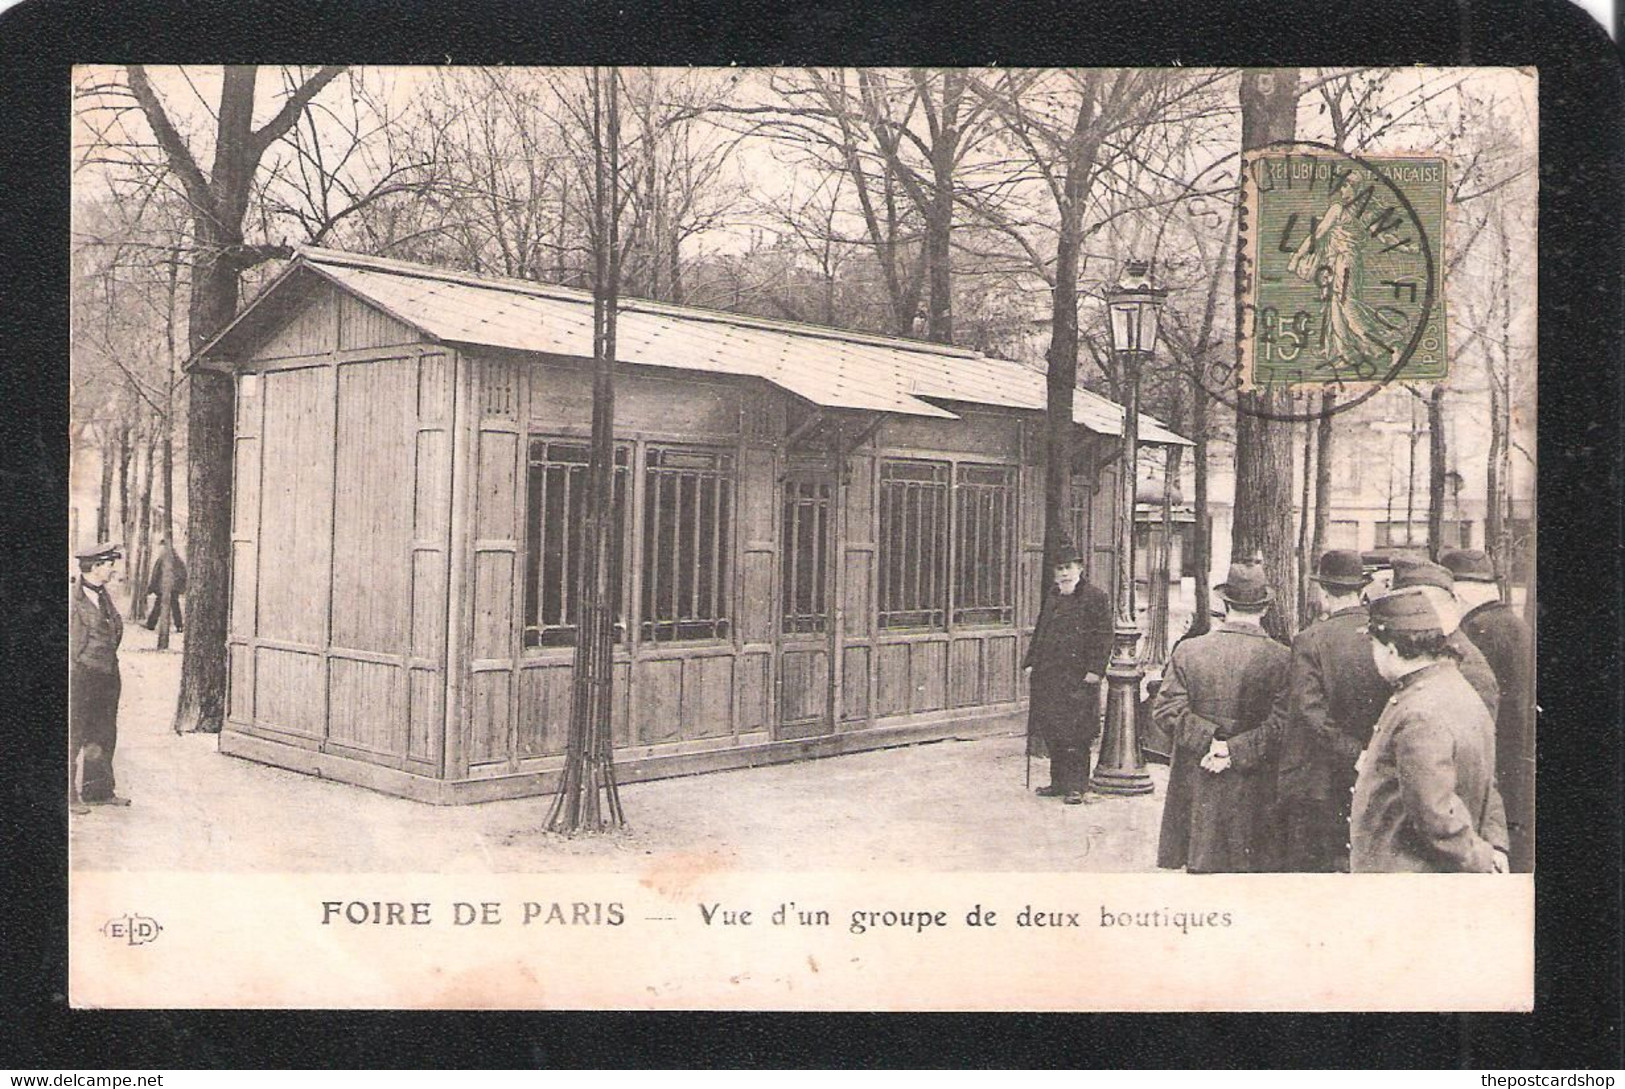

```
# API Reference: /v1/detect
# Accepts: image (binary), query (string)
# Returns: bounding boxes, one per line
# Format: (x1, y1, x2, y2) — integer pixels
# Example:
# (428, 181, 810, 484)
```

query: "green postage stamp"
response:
(1242, 147, 1448, 389)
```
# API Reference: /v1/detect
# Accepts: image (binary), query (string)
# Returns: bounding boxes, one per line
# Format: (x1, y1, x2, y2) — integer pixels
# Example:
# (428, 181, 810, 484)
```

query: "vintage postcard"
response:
(68, 65, 1536, 1010)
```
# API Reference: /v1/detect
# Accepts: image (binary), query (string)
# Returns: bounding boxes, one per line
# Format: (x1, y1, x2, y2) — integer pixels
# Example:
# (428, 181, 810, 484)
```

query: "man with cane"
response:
(1022, 539, 1113, 805)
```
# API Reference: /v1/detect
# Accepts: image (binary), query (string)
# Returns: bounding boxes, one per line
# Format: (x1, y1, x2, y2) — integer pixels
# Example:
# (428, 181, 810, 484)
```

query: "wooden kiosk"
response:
(193, 248, 1187, 803)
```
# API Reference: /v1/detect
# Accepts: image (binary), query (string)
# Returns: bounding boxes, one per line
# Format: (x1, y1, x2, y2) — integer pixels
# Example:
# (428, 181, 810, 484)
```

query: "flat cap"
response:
(1368, 587, 1446, 637)
(1439, 548, 1497, 583)
(75, 540, 123, 563)
(1391, 557, 1455, 593)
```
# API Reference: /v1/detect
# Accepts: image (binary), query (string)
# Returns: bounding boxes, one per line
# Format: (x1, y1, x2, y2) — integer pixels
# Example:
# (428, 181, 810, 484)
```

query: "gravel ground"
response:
(71, 625, 1168, 874)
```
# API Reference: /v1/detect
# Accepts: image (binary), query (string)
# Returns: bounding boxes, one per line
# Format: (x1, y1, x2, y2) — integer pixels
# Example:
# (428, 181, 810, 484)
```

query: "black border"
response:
(3, 0, 1621, 1069)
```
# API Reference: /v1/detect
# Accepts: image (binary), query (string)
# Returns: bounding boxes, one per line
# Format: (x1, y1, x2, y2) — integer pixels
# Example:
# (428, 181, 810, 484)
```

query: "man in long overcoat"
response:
(1154, 562, 1290, 873)
(1389, 557, 1499, 718)
(70, 541, 131, 810)
(1022, 541, 1112, 805)
(1274, 549, 1391, 872)
(143, 536, 187, 633)
(1442, 548, 1534, 873)
(1352, 588, 1508, 872)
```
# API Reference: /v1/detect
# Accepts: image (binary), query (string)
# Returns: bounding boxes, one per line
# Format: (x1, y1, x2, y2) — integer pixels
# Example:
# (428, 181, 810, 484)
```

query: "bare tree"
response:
(122, 64, 345, 733)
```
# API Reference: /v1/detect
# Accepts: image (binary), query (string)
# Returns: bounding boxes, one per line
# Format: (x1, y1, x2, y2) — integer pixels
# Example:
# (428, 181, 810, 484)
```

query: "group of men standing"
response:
(1023, 541, 1533, 874)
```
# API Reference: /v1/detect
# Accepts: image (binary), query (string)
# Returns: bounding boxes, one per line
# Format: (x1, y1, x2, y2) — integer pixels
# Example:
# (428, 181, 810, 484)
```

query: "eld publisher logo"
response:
(100, 914, 162, 946)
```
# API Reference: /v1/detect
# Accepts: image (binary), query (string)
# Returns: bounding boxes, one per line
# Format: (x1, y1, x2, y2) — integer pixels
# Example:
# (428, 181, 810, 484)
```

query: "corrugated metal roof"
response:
(203, 247, 1190, 444)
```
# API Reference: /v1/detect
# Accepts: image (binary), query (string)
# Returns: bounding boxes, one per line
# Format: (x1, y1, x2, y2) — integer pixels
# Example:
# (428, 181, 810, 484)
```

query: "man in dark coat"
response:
(1274, 549, 1391, 872)
(1443, 548, 1535, 873)
(1021, 541, 1112, 805)
(1388, 557, 1499, 719)
(143, 536, 187, 632)
(70, 541, 131, 810)
(1352, 588, 1508, 872)
(1154, 562, 1290, 873)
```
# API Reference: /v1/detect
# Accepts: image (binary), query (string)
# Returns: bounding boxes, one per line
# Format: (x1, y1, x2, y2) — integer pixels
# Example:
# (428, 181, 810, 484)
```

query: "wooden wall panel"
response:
(257, 367, 333, 645)
(949, 638, 982, 708)
(842, 551, 871, 638)
(256, 282, 336, 360)
(415, 430, 449, 541)
(611, 661, 632, 750)
(527, 363, 741, 438)
(229, 647, 251, 722)
(329, 657, 406, 756)
(779, 648, 827, 724)
(254, 647, 324, 737)
(231, 542, 257, 638)
(843, 454, 872, 542)
(841, 646, 869, 721)
(738, 652, 769, 732)
(332, 359, 415, 653)
(985, 635, 1019, 703)
(636, 659, 683, 744)
(740, 552, 775, 643)
(875, 643, 910, 717)
(468, 672, 511, 766)
(338, 292, 418, 350)
(1091, 462, 1119, 597)
(472, 551, 513, 660)
(232, 436, 260, 540)
(517, 664, 571, 758)
(683, 655, 734, 739)
(879, 411, 1021, 458)
(910, 641, 948, 712)
(418, 353, 450, 423)
(476, 431, 518, 540)
(408, 668, 443, 764)
(411, 550, 446, 659)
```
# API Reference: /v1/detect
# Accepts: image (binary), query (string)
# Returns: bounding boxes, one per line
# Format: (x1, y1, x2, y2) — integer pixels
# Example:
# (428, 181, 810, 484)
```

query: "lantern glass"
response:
(1110, 302, 1140, 352)
(1136, 301, 1161, 353)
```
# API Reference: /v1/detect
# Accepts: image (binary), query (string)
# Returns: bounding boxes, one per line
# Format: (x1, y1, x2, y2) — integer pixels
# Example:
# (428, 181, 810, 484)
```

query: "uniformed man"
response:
(70, 541, 131, 810)
(1387, 557, 1500, 718)
(1352, 588, 1508, 872)
(1154, 562, 1290, 873)
(1021, 540, 1112, 805)
(1442, 548, 1535, 873)
(1273, 549, 1390, 872)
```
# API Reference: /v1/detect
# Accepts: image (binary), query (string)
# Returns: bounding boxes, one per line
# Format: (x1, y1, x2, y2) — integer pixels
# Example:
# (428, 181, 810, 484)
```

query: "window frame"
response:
(639, 443, 737, 645)
(521, 437, 631, 651)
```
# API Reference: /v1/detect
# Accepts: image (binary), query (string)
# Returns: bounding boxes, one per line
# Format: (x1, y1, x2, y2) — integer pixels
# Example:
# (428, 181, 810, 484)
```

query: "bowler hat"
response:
(1368, 587, 1447, 638)
(1439, 548, 1497, 583)
(1049, 539, 1084, 568)
(1216, 562, 1272, 606)
(75, 540, 123, 563)
(1310, 549, 1368, 590)
(1391, 558, 1455, 593)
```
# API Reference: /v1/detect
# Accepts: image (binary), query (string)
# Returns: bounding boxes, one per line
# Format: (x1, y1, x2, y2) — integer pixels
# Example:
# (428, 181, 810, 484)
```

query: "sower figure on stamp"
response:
(1154, 562, 1290, 873)
(1352, 588, 1509, 873)
(1273, 550, 1390, 872)
(1442, 548, 1534, 873)
(1021, 539, 1112, 805)
(70, 541, 131, 812)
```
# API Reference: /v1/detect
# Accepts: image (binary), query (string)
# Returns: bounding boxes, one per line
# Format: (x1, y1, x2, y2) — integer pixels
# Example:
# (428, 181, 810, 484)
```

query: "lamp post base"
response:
(1090, 623, 1154, 797)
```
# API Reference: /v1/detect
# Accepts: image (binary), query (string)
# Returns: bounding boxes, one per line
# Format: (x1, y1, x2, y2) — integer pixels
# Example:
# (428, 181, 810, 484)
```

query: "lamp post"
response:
(1091, 259, 1166, 797)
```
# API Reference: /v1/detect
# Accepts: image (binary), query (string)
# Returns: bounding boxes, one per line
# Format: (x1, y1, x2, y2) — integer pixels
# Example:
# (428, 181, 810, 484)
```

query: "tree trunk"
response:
(116, 420, 132, 544)
(1310, 393, 1336, 578)
(131, 430, 155, 620)
(1043, 210, 1081, 572)
(1190, 389, 1212, 638)
(1232, 68, 1302, 641)
(96, 428, 115, 543)
(1296, 413, 1315, 628)
(1426, 385, 1448, 557)
(173, 232, 242, 733)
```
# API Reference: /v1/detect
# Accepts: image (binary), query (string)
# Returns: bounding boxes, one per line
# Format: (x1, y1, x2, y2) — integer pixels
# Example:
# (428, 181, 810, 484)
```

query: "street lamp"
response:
(1092, 259, 1166, 797)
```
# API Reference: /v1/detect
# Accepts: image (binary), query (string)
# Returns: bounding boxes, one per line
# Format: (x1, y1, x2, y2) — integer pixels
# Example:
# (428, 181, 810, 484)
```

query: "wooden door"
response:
(777, 472, 835, 738)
